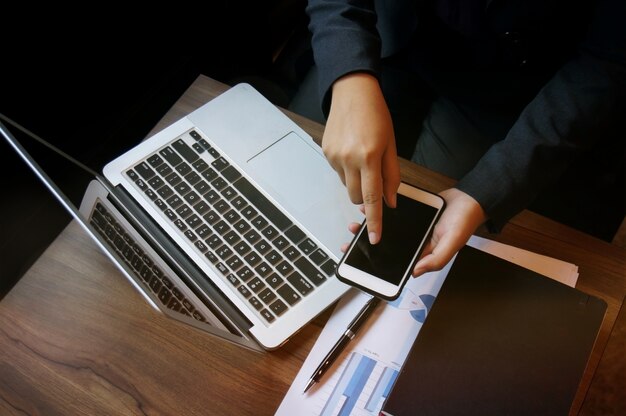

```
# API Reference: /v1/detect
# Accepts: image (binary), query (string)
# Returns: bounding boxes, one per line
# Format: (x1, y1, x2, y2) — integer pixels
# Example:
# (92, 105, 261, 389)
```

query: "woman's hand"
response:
(412, 188, 487, 277)
(323, 72, 400, 245)
(340, 188, 487, 277)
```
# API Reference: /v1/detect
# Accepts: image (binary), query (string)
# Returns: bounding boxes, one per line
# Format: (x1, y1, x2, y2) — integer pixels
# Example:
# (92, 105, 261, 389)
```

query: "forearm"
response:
(457, 52, 626, 231)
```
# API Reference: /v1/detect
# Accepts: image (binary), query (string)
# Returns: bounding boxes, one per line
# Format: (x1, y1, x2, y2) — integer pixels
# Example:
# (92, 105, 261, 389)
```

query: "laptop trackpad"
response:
(246, 131, 361, 255)
(247, 132, 337, 214)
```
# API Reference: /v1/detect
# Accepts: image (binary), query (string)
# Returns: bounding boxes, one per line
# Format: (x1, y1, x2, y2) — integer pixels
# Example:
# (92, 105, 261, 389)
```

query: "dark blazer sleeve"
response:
(456, 0, 626, 231)
(306, 0, 382, 116)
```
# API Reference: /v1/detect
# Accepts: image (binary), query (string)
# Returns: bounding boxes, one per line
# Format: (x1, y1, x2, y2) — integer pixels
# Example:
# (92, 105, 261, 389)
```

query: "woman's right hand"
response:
(323, 72, 401, 245)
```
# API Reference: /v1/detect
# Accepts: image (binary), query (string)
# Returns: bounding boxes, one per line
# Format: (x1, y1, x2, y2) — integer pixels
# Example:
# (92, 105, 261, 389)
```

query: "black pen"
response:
(303, 295, 381, 393)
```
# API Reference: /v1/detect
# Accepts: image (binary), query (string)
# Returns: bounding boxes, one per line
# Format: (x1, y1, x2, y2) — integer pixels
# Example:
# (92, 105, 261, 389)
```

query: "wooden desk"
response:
(1, 75, 624, 416)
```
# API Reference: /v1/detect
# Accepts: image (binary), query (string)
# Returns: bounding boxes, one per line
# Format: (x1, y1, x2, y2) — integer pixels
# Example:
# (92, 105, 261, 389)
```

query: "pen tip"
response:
(303, 379, 315, 394)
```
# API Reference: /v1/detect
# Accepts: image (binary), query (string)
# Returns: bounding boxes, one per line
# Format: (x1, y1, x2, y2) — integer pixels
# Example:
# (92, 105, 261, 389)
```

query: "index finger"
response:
(361, 162, 383, 245)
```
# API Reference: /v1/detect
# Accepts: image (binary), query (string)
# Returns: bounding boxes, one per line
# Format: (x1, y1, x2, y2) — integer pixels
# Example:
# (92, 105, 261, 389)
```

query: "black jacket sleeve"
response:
(457, 0, 626, 231)
(306, 0, 382, 115)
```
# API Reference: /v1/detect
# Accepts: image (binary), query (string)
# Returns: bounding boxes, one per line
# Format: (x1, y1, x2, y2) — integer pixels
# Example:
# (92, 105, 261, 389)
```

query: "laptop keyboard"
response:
(123, 129, 337, 325)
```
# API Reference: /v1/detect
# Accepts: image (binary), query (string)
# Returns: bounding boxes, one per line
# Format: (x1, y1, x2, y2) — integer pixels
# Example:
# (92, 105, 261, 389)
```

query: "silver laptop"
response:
(1, 83, 362, 351)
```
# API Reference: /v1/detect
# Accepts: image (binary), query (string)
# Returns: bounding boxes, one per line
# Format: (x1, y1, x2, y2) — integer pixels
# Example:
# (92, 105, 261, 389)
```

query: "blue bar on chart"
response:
(364, 366, 399, 412)
(320, 352, 376, 416)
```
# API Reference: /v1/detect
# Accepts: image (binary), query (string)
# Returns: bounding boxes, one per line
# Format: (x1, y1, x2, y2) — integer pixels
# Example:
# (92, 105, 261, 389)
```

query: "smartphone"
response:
(336, 182, 445, 301)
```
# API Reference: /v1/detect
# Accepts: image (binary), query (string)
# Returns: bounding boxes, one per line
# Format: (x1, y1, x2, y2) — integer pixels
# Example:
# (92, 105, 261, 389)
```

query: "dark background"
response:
(1, 2, 623, 298)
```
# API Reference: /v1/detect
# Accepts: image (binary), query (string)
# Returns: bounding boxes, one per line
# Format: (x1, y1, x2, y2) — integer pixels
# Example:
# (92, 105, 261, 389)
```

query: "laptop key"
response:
(298, 238, 318, 255)
(211, 177, 228, 191)
(237, 266, 254, 282)
(265, 249, 283, 266)
(156, 163, 173, 177)
(260, 309, 275, 323)
(135, 162, 155, 180)
(241, 205, 258, 219)
(213, 200, 230, 214)
(231, 195, 247, 210)
(148, 176, 164, 189)
(166, 195, 183, 209)
(184, 230, 197, 242)
(164, 172, 182, 186)
(276, 285, 301, 306)
(265, 273, 284, 289)
(321, 259, 338, 276)
(198, 139, 211, 150)
(247, 277, 266, 293)
(147, 153, 164, 167)
(238, 284, 253, 298)
(159, 146, 183, 167)
(196, 224, 212, 240)
(254, 239, 271, 255)
(294, 257, 327, 286)
(194, 240, 208, 253)
(215, 262, 229, 275)
(192, 159, 209, 173)
(226, 256, 243, 271)
(184, 171, 201, 186)
(221, 186, 237, 200)
(272, 235, 289, 250)
(269, 299, 288, 316)
(183, 191, 200, 205)
(193, 200, 211, 216)
(234, 241, 251, 256)
(285, 225, 306, 244)
(208, 147, 220, 158)
(287, 271, 314, 296)
(222, 165, 241, 182)
(172, 139, 199, 163)
(225, 273, 240, 286)
(135, 179, 148, 191)
(206, 235, 222, 249)
(192, 142, 205, 154)
(154, 198, 167, 211)
(176, 162, 191, 176)
(173, 219, 187, 231)
(276, 260, 294, 276)
(254, 262, 272, 277)
(258, 288, 276, 305)
(309, 248, 329, 265)
(211, 156, 229, 172)
(248, 296, 263, 311)
(201, 167, 218, 182)
(175, 204, 192, 219)
(283, 245, 300, 261)
(194, 180, 211, 195)
(205, 251, 218, 264)
(189, 130, 202, 141)
(217, 245, 234, 261)
(126, 169, 139, 181)
(233, 219, 251, 235)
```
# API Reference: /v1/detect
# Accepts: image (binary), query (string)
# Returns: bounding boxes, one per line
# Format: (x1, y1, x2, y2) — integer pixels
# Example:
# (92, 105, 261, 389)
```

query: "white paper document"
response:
(275, 236, 579, 416)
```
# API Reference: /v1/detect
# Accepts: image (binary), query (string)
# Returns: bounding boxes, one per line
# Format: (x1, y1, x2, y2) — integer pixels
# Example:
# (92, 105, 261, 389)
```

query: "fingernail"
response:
(369, 232, 378, 244)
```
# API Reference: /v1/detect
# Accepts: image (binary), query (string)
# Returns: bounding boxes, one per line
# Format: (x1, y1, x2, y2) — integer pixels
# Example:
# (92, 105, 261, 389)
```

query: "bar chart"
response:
(318, 352, 399, 416)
